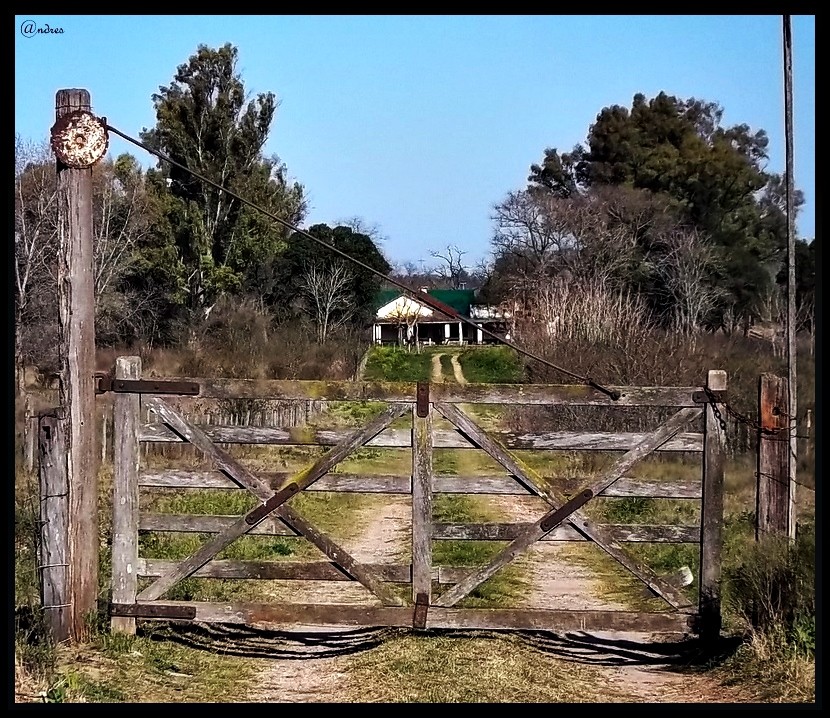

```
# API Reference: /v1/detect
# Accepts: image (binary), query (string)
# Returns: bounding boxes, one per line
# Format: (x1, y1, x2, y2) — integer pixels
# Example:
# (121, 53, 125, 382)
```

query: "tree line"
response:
(15, 43, 815, 391)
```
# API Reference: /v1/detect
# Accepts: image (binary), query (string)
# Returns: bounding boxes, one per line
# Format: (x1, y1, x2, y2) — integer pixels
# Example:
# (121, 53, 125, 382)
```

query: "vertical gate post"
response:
(411, 382, 433, 613)
(39, 413, 71, 642)
(756, 373, 790, 539)
(53, 88, 101, 641)
(111, 357, 142, 634)
(699, 369, 726, 648)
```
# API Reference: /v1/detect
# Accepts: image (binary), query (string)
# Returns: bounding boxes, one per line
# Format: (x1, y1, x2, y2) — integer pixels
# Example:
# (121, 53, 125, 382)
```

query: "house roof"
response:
(374, 288, 476, 318)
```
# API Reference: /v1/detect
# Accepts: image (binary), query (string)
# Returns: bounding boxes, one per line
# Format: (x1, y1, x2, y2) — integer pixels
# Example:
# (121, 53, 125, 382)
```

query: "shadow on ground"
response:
(145, 622, 745, 669)
(515, 629, 744, 669)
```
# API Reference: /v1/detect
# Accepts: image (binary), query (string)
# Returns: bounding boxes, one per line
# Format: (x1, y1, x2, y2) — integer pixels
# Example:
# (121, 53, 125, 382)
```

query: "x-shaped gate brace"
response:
(429, 402, 703, 610)
(135, 398, 410, 607)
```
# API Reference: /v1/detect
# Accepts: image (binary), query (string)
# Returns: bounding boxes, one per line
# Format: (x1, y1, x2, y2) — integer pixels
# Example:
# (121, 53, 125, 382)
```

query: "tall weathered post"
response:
(50, 89, 108, 641)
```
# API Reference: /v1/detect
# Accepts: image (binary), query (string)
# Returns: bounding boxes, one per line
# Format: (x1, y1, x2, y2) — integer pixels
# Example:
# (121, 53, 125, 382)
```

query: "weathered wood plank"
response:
(433, 403, 695, 610)
(139, 470, 702, 498)
(700, 370, 727, 645)
(120, 600, 696, 633)
(111, 357, 141, 634)
(139, 513, 298, 535)
(139, 424, 702, 452)
(38, 415, 70, 643)
(137, 402, 408, 606)
(412, 402, 433, 602)
(142, 377, 700, 406)
(433, 523, 700, 542)
(138, 559, 414, 582)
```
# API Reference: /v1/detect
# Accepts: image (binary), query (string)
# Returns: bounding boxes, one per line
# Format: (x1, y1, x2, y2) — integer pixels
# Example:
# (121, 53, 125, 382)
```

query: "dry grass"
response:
(342, 631, 606, 703)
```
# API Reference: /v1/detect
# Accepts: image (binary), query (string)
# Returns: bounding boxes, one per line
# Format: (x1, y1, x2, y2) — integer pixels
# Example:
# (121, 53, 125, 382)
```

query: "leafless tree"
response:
(650, 227, 725, 336)
(14, 136, 58, 396)
(383, 296, 427, 350)
(430, 244, 469, 288)
(299, 260, 356, 344)
(92, 156, 151, 301)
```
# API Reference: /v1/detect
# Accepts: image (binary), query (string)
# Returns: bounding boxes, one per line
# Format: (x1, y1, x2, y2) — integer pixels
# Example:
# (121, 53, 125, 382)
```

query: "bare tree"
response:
(430, 244, 469, 288)
(650, 227, 725, 336)
(92, 156, 151, 301)
(299, 260, 356, 344)
(14, 136, 58, 396)
(383, 295, 428, 350)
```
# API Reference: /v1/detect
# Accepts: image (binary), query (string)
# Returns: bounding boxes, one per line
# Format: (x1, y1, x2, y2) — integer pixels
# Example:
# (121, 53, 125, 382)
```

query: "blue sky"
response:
(15, 14, 815, 267)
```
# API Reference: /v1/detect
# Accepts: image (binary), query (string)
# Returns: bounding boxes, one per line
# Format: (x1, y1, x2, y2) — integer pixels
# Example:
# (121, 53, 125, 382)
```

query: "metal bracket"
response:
(539, 489, 594, 533)
(110, 603, 196, 620)
(413, 592, 429, 630)
(95, 374, 199, 396)
(416, 381, 430, 418)
(692, 390, 727, 404)
(246, 483, 300, 525)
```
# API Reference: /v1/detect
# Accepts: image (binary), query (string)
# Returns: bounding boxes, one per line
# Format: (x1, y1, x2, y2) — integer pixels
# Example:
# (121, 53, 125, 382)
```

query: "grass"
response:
(458, 345, 524, 383)
(432, 493, 528, 608)
(363, 346, 434, 382)
(37, 628, 258, 703)
(342, 632, 613, 703)
(439, 353, 454, 380)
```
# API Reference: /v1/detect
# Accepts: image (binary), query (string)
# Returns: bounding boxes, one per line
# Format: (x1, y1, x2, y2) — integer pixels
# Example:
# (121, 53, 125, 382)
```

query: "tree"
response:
(140, 43, 305, 325)
(526, 92, 804, 331)
(14, 136, 58, 395)
(430, 244, 469, 288)
(299, 260, 356, 344)
(273, 223, 390, 326)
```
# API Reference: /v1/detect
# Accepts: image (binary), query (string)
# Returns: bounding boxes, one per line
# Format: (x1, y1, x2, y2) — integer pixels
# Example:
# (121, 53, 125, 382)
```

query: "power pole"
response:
(782, 16, 798, 540)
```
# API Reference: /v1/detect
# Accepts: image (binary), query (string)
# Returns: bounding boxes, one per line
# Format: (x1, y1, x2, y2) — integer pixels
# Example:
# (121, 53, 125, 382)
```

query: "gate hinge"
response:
(413, 592, 429, 630)
(692, 390, 727, 404)
(95, 373, 199, 396)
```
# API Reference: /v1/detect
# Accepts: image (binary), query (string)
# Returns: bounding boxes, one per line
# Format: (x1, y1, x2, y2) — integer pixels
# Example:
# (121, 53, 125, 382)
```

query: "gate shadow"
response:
(143, 622, 743, 668)
(143, 622, 399, 660)
(515, 630, 744, 668)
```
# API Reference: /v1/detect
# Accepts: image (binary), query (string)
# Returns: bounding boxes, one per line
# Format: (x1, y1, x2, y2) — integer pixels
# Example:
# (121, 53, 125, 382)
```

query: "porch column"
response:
(444, 323, 450, 344)
(477, 325, 483, 344)
(373, 323, 381, 343)
(458, 321, 463, 344)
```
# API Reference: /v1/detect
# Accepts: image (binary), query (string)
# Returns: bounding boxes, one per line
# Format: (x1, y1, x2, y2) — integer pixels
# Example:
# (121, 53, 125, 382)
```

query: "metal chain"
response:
(702, 387, 810, 441)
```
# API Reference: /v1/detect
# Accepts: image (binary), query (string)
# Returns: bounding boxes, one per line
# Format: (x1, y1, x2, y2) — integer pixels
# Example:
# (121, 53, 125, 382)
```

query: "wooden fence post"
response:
(54, 88, 100, 641)
(39, 413, 71, 643)
(699, 369, 726, 648)
(756, 373, 790, 539)
(111, 357, 141, 634)
(411, 390, 433, 608)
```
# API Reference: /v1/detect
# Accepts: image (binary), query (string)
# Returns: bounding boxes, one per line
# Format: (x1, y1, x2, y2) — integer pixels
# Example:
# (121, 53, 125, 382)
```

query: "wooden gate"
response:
(108, 356, 726, 640)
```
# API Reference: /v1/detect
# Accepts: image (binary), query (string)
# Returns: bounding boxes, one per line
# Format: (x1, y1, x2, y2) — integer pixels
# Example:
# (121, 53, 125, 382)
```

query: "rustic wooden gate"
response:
(108, 356, 726, 641)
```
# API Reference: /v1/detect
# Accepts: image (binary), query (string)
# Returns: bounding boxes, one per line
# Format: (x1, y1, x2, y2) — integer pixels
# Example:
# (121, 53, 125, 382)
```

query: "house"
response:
(372, 287, 511, 346)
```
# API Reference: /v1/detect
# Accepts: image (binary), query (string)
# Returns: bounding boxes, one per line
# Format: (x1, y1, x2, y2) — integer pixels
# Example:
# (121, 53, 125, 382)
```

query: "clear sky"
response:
(15, 14, 815, 268)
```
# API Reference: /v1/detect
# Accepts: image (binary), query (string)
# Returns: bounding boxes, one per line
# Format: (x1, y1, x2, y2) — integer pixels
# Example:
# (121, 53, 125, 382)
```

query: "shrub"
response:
(723, 522, 815, 655)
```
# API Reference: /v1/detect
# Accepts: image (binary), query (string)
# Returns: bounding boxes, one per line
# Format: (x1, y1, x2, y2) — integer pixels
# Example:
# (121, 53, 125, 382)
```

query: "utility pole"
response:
(782, 16, 798, 540)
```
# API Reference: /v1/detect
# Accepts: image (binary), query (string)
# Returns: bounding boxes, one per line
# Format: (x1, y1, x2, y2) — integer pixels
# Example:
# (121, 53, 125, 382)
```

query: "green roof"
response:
(374, 288, 476, 316)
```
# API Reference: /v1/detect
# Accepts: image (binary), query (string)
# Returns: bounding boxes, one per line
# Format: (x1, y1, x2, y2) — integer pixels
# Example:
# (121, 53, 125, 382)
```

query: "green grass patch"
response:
(363, 346, 433, 382)
(458, 346, 524, 383)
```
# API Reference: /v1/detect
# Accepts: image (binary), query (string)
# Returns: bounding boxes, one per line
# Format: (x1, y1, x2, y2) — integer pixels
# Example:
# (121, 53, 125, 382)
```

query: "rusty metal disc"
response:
(50, 110, 109, 168)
